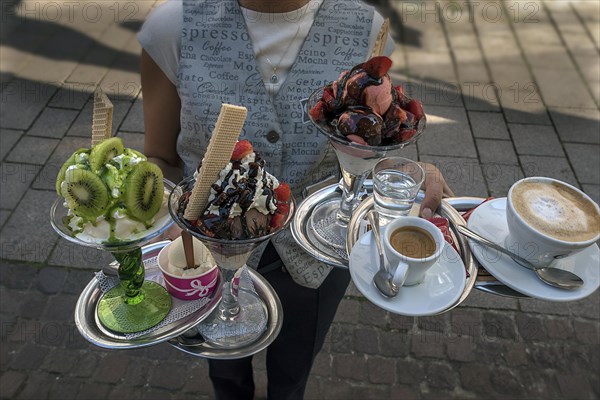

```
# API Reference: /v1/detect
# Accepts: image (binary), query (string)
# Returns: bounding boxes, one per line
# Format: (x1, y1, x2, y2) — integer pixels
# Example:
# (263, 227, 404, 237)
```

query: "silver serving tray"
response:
(167, 268, 283, 360)
(74, 241, 222, 349)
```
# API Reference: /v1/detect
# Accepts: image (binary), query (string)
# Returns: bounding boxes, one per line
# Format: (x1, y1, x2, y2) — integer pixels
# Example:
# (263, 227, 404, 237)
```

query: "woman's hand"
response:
(418, 162, 454, 218)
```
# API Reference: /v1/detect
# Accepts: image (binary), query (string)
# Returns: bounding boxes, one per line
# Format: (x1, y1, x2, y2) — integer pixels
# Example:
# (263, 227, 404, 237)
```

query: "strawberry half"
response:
(363, 56, 393, 79)
(406, 99, 425, 120)
(274, 182, 291, 203)
(276, 202, 290, 216)
(269, 213, 286, 230)
(231, 140, 253, 161)
(309, 100, 327, 123)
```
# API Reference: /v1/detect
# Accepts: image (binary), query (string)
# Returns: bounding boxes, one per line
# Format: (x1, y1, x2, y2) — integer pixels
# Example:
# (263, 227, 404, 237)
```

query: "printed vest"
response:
(178, 0, 374, 288)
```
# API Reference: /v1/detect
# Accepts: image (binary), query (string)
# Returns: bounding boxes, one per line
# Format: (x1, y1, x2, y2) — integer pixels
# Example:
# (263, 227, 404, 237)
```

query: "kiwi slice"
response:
(55, 148, 87, 195)
(62, 168, 110, 219)
(124, 161, 164, 221)
(89, 137, 124, 171)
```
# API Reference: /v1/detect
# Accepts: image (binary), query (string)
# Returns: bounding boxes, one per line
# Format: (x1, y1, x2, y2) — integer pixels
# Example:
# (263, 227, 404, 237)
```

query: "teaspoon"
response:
(456, 225, 584, 290)
(367, 211, 399, 297)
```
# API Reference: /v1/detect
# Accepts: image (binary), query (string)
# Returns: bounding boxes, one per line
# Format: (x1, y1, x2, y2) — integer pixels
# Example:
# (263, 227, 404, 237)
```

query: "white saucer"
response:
(467, 198, 600, 302)
(349, 232, 466, 316)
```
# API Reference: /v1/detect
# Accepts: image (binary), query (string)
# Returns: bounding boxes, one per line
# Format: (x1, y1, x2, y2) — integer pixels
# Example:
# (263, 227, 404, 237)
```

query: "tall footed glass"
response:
(306, 88, 426, 254)
(50, 180, 176, 333)
(169, 177, 295, 348)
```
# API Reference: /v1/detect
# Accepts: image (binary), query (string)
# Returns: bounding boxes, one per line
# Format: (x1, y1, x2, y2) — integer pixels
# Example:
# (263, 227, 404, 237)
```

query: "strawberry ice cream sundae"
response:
(309, 56, 425, 146)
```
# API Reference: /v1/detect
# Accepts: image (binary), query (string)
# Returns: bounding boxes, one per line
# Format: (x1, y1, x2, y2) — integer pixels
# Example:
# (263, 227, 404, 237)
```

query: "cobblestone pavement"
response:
(1, 0, 599, 399)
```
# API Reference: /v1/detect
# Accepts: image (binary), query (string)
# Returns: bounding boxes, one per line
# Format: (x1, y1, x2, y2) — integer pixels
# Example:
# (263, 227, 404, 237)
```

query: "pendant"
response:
(270, 74, 279, 84)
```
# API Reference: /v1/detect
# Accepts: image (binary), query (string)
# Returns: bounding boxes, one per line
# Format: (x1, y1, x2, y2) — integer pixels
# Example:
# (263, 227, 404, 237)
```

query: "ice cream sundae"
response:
(178, 140, 291, 240)
(309, 56, 425, 146)
(56, 137, 169, 243)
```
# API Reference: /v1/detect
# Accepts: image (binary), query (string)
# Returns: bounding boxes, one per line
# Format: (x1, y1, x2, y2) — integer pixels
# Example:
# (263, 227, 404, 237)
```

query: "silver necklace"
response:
(260, 25, 302, 84)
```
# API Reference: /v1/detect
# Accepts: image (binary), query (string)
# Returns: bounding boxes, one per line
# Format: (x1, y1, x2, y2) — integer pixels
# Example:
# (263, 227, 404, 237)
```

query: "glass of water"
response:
(372, 157, 425, 224)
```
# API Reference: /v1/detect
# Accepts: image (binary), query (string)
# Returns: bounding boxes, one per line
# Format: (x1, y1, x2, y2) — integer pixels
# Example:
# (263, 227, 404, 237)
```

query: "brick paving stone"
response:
(582, 184, 600, 205)
(0, 370, 27, 398)
(71, 353, 99, 378)
(94, 353, 130, 384)
(149, 361, 189, 390)
(0, 189, 58, 263)
(116, 131, 145, 153)
(76, 383, 112, 400)
(503, 342, 529, 367)
(63, 269, 95, 295)
(378, 330, 410, 357)
(41, 348, 78, 374)
(36, 266, 67, 294)
(66, 98, 131, 137)
(416, 315, 447, 333)
(490, 365, 525, 395)
(411, 331, 445, 358)
(353, 327, 379, 355)
(5, 136, 60, 165)
(458, 362, 491, 392)
(529, 343, 568, 370)
(556, 373, 594, 400)
(366, 356, 396, 384)
(569, 291, 600, 320)
(468, 111, 510, 140)
(425, 362, 458, 390)
(543, 317, 574, 341)
(564, 143, 600, 184)
(532, 67, 597, 109)
(48, 83, 94, 110)
(515, 313, 547, 342)
(417, 106, 477, 158)
(334, 353, 366, 381)
(18, 291, 48, 320)
(48, 239, 114, 270)
(0, 262, 37, 290)
(518, 297, 571, 316)
(482, 163, 524, 197)
(27, 107, 79, 138)
(446, 336, 476, 362)
(395, 358, 425, 386)
(15, 371, 53, 400)
(49, 380, 81, 400)
(311, 352, 332, 378)
(0, 288, 24, 316)
(419, 156, 488, 198)
(0, 210, 9, 228)
(180, 362, 212, 395)
(508, 123, 565, 156)
(0, 129, 23, 160)
(482, 311, 517, 340)
(41, 294, 78, 323)
(11, 343, 50, 371)
(549, 107, 600, 145)
(33, 136, 90, 191)
(389, 314, 415, 332)
(334, 298, 359, 324)
(0, 162, 41, 209)
(0, 79, 58, 130)
(519, 155, 578, 187)
(475, 139, 519, 165)
(359, 301, 387, 328)
(572, 319, 600, 345)
(120, 98, 145, 133)
(449, 308, 482, 337)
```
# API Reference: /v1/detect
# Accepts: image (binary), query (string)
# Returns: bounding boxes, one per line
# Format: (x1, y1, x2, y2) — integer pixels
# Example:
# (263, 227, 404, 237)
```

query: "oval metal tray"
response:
(167, 268, 283, 360)
(74, 241, 222, 349)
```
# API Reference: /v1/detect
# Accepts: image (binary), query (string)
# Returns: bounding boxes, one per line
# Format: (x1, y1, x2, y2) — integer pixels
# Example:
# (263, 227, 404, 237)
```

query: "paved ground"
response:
(1, 0, 599, 399)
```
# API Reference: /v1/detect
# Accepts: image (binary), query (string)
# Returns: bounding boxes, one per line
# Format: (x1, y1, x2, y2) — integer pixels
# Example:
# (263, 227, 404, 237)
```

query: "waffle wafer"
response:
(91, 88, 114, 146)
(184, 104, 248, 220)
(370, 18, 390, 58)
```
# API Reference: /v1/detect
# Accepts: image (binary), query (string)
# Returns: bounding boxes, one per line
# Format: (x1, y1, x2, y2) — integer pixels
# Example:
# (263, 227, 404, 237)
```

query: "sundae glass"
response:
(306, 56, 426, 256)
(50, 138, 175, 333)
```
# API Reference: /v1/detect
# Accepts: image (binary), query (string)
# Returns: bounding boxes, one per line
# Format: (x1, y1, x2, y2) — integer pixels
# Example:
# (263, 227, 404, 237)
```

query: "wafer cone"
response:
(370, 18, 390, 58)
(91, 88, 114, 146)
(184, 104, 248, 220)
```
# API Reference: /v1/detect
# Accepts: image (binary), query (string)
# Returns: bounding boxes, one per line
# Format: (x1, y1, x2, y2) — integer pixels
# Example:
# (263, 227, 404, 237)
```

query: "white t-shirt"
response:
(138, 0, 395, 93)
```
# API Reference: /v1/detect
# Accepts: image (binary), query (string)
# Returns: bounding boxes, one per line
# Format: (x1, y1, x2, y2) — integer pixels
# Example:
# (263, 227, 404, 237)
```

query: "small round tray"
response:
(347, 195, 479, 312)
(74, 241, 222, 349)
(167, 268, 283, 360)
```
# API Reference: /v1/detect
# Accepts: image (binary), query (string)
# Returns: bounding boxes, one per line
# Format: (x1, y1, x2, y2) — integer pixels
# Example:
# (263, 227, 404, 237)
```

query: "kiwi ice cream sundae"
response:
(56, 137, 169, 243)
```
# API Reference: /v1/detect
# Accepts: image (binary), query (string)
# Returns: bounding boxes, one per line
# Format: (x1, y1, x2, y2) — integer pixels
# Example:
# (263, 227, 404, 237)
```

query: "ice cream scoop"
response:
(167, 236, 215, 277)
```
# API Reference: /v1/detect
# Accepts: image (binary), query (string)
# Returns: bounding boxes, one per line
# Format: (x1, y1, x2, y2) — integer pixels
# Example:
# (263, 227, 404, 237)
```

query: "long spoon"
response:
(456, 225, 584, 290)
(367, 211, 399, 297)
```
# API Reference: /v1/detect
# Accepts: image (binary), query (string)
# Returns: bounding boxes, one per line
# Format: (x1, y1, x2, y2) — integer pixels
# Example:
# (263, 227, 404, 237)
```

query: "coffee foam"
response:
(511, 181, 600, 242)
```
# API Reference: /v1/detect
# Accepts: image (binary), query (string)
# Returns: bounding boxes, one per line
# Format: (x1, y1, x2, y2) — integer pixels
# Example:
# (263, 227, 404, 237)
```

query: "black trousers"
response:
(208, 242, 350, 400)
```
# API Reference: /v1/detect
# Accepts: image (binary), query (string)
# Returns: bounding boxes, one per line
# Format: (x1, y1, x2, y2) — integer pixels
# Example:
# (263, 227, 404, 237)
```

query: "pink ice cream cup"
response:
(157, 241, 219, 301)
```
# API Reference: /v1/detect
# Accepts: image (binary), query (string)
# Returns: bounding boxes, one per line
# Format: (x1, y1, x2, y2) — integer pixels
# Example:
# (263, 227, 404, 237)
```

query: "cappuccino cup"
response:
(382, 217, 445, 287)
(506, 177, 600, 268)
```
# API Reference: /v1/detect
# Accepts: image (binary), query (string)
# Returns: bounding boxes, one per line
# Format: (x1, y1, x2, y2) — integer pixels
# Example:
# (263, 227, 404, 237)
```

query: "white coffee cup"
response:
(382, 217, 445, 287)
(506, 177, 600, 268)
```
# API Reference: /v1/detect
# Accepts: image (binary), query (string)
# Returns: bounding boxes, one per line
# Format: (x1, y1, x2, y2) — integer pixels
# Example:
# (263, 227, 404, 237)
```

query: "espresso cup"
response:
(382, 217, 446, 287)
(506, 177, 600, 268)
